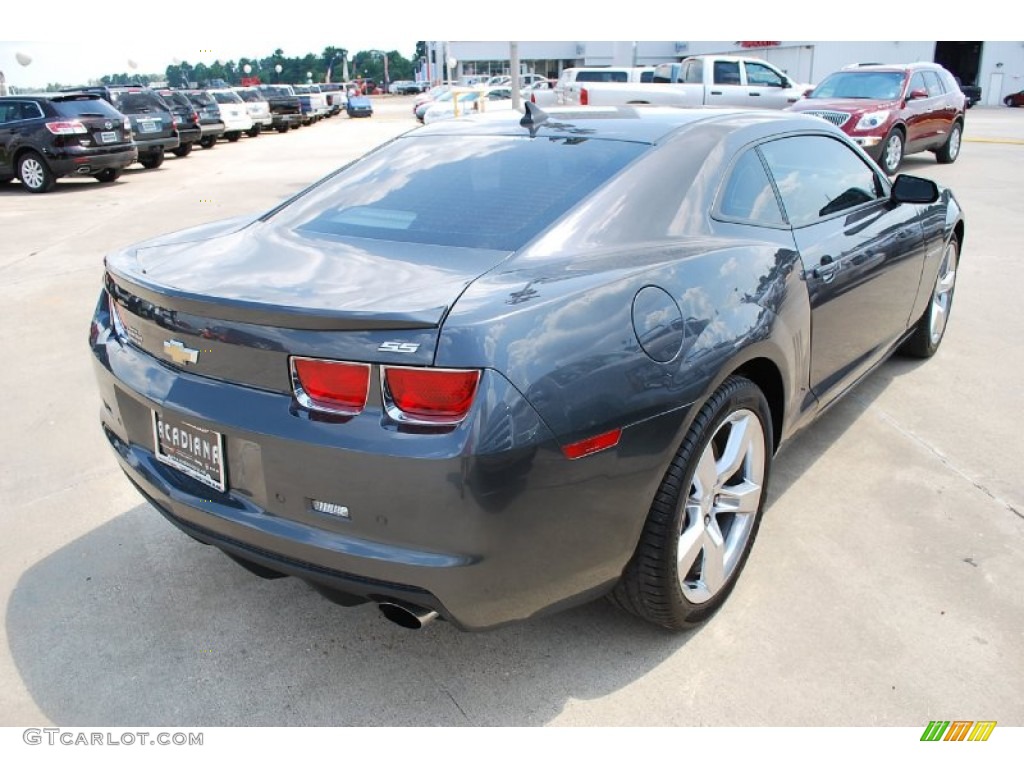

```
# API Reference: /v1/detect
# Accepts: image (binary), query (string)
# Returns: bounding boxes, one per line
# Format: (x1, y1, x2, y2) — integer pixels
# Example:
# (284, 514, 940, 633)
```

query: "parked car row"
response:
(0, 82, 366, 193)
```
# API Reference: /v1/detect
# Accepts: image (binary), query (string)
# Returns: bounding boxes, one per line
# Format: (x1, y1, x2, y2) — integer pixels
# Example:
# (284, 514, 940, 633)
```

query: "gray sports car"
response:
(90, 105, 963, 631)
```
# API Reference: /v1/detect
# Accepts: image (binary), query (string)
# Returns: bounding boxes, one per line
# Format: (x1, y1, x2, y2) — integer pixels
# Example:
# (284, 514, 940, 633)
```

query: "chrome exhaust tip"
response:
(378, 601, 439, 629)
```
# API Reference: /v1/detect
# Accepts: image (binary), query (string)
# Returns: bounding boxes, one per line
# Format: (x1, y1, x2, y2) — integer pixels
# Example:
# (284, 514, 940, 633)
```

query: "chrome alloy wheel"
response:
(929, 240, 958, 346)
(884, 133, 903, 173)
(679, 408, 766, 604)
(20, 156, 46, 189)
(947, 124, 962, 160)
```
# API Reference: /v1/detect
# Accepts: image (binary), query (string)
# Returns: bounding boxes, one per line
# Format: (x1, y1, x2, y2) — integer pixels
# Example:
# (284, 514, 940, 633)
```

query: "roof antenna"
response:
(520, 101, 549, 136)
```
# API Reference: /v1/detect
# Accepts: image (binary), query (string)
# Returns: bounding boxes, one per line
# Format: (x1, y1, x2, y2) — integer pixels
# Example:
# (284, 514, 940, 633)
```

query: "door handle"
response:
(710, 90, 723, 96)
(812, 255, 838, 282)
(748, 92, 761, 96)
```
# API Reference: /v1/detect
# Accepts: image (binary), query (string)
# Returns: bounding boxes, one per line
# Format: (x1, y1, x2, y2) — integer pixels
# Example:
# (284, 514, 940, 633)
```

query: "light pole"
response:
(275, 63, 282, 83)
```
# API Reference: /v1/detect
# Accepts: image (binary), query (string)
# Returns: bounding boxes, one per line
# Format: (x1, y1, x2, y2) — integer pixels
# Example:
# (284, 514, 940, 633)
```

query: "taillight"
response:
(45, 120, 88, 135)
(530, 93, 537, 104)
(291, 357, 371, 415)
(382, 367, 480, 425)
(580, 88, 588, 106)
(192, 112, 199, 124)
(108, 294, 128, 341)
(123, 117, 131, 132)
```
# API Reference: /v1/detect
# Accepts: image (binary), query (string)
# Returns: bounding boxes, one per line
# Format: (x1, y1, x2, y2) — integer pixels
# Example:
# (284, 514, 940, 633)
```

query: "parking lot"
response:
(1, 96, 1022, 726)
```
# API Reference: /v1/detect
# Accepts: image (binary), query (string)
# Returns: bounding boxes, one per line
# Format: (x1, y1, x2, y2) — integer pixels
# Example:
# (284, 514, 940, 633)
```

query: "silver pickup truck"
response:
(562, 55, 809, 109)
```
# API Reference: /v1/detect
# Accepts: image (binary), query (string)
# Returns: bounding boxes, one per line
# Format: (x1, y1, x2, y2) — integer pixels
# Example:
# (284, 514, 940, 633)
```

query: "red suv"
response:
(788, 62, 966, 175)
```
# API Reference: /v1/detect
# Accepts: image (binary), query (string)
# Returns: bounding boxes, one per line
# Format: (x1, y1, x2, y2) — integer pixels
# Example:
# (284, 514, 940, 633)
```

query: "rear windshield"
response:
(810, 71, 907, 100)
(186, 91, 215, 106)
(111, 91, 168, 113)
(211, 91, 243, 104)
(260, 86, 294, 97)
(293, 86, 311, 94)
(576, 70, 628, 83)
(275, 134, 647, 251)
(52, 97, 123, 118)
(236, 90, 264, 103)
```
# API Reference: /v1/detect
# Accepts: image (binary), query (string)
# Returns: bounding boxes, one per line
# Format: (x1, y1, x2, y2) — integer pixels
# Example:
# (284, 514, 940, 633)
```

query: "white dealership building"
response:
(422, 41, 1022, 105)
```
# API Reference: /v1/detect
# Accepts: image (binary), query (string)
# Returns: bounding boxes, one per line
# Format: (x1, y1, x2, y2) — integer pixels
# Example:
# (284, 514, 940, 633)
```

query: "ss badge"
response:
(378, 341, 420, 353)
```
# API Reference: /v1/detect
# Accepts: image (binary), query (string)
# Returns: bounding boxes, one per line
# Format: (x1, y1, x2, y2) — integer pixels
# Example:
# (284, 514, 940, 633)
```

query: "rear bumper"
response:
(176, 127, 201, 144)
(46, 145, 138, 175)
(200, 122, 226, 138)
(134, 134, 180, 153)
(271, 113, 302, 128)
(90, 303, 674, 630)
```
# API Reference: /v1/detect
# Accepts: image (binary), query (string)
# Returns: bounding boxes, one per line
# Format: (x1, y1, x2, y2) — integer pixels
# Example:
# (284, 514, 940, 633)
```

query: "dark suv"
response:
(155, 89, 202, 156)
(182, 90, 226, 148)
(69, 85, 180, 169)
(0, 93, 137, 192)
(788, 62, 966, 175)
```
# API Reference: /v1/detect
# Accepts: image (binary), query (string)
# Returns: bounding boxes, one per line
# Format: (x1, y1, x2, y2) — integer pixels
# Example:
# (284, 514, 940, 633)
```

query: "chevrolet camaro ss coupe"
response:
(90, 105, 963, 631)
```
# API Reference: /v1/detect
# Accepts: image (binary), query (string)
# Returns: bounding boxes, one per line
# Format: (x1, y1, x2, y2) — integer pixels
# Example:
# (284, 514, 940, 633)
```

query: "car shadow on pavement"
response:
(7, 355, 927, 727)
(7, 503, 694, 726)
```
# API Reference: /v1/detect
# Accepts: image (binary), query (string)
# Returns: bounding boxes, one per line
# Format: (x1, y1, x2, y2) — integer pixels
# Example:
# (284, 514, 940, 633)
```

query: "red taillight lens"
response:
(383, 367, 480, 424)
(46, 120, 88, 135)
(292, 357, 371, 414)
(580, 88, 588, 106)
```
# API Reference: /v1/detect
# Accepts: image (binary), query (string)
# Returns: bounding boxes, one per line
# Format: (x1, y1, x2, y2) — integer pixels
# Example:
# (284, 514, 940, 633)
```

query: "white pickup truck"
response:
(562, 55, 808, 109)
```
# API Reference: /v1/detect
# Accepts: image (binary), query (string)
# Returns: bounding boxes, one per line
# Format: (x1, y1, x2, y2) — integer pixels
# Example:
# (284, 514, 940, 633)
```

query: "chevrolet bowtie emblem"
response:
(163, 340, 199, 365)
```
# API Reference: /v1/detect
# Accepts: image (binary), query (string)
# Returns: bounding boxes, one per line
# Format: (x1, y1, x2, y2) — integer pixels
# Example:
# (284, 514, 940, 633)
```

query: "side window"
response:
(744, 62, 784, 87)
(922, 71, 944, 97)
(683, 60, 703, 84)
(908, 72, 928, 96)
(0, 103, 12, 124)
(713, 61, 742, 85)
(760, 136, 885, 228)
(718, 149, 786, 226)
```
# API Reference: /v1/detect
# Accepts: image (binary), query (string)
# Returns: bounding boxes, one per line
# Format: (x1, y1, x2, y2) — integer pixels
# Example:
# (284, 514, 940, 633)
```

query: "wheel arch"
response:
(731, 356, 785, 454)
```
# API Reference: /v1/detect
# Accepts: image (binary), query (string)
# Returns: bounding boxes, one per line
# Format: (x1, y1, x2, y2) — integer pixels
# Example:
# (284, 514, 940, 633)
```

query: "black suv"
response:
(67, 85, 179, 169)
(255, 85, 303, 132)
(0, 93, 137, 193)
(155, 89, 201, 156)
(182, 90, 226, 148)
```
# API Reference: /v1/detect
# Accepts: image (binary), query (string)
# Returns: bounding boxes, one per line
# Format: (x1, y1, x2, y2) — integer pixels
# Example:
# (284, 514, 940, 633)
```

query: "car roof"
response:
(413, 106, 830, 145)
(1, 92, 103, 100)
(841, 62, 943, 73)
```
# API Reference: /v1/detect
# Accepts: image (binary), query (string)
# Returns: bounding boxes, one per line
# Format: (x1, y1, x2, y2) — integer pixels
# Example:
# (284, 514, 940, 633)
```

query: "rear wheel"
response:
(1005, 96, 1017, 107)
(900, 236, 959, 358)
(246, 124, 261, 138)
(609, 375, 772, 629)
(93, 168, 121, 183)
(199, 136, 217, 149)
(935, 121, 962, 164)
(172, 142, 193, 157)
(276, 125, 290, 133)
(225, 132, 241, 142)
(17, 152, 55, 193)
(139, 153, 164, 169)
(879, 128, 904, 175)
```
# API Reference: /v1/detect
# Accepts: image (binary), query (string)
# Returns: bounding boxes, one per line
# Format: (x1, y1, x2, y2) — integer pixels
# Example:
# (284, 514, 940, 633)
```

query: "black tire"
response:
(139, 153, 164, 170)
(900, 235, 959, 358)
(1005, 96, 1015, 107)
(878, 127, 904, 175)
(225, 132, 241, 142)
(172, 142, 193, 157)
(609, 375, 773, 629)
(935, 121, 962, 164)
(199, 136, 217, 149)
(276, 125, 290, 133)
(93, 168, 122, 183)
(17, 151, 56, 193)
(246, 124, 261, 138)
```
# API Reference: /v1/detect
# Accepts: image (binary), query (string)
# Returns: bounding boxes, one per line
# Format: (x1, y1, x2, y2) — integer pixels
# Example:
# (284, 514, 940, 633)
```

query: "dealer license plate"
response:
(100, 131, 118, 143)
(139, 120, 159, 133)
(152, 411, 226, 492)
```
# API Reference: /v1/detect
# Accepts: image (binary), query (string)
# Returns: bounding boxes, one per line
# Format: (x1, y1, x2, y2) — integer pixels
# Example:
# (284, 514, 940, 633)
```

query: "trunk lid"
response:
(105, 223, 511, 391)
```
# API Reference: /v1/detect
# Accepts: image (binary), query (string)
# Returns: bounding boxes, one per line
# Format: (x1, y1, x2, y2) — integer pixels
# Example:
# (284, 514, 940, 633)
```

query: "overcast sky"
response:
(0, 7, 975, 89)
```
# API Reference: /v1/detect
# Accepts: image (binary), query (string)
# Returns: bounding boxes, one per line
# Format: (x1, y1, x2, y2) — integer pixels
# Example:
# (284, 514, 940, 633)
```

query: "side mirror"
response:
(802, 87, 815, 98)
(891, 174, 939, 204)
(907, 88, 929, 101)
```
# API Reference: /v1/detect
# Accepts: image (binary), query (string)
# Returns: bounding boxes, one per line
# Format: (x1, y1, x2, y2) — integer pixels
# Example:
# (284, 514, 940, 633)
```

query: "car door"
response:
(742, 60, 793, 109)
(0, 100, 41, 175)
(922, 70, 957, 149)
(903, 71, 936, 151)
(705, 60, 748, 107)
(759, 134, 928, 403)
(0, 101, 16, 174)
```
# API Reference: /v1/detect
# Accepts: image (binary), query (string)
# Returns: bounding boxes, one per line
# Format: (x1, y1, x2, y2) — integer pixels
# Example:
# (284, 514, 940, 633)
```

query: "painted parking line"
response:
(963, 137, 1024, 145)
